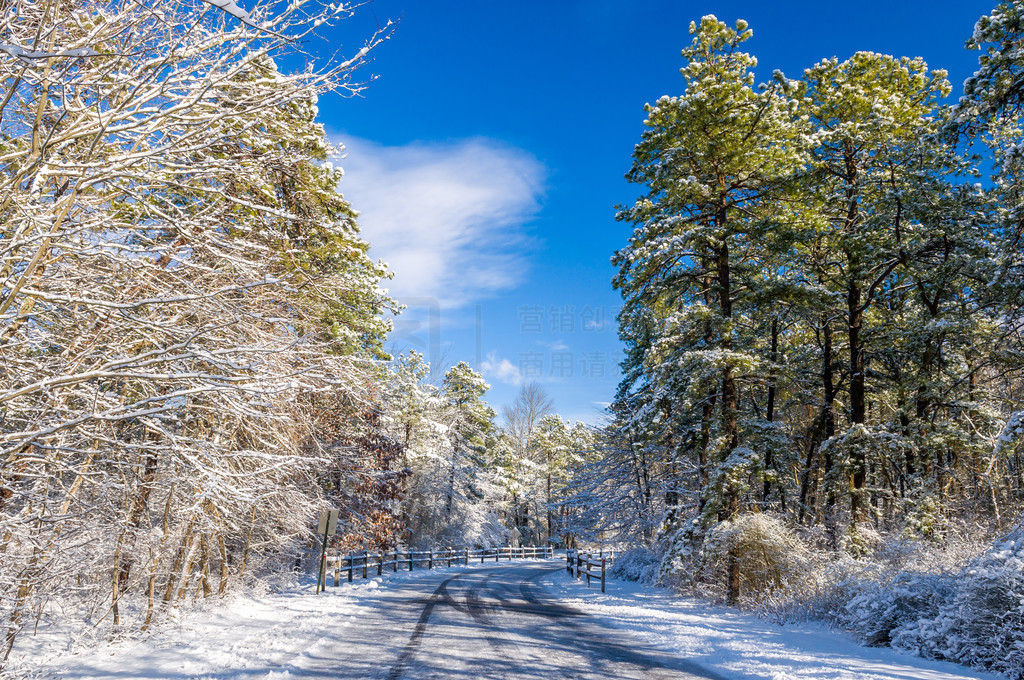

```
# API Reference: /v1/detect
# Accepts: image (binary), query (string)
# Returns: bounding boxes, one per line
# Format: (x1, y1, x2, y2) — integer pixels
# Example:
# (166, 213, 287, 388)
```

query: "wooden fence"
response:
(566, 548, 616, 593)
(319, 546, 554, 589)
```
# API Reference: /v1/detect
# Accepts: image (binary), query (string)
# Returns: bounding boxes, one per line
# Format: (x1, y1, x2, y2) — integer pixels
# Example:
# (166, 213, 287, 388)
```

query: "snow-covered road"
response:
(12, 559, 999, 680)
(364, 561, 718, 679)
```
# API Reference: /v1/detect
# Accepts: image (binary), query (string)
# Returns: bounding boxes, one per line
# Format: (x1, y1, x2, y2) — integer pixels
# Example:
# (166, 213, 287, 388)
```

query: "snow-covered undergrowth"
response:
(545, 568, 1001, 680)
(618, 516, 1024, 678)
(607, 546, 662, 582)
(892, 527, 1024, 678)
(783, 529, 1024, 679)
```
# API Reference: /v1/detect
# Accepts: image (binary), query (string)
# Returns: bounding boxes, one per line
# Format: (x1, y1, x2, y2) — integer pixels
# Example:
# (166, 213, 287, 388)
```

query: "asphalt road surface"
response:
(301, 560, 725, 680)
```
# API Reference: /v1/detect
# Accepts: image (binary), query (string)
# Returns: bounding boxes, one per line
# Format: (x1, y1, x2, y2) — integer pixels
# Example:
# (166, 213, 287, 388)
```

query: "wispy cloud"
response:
(583, 317, 614, 332)
(480, 351, 522, 386)
(336, 137, 545, 309)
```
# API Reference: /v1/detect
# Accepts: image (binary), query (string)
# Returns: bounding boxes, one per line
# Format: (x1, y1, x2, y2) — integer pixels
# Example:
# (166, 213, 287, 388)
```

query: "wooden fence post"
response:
(429, 551, 433, 569)
(409, 551, 414, 571)
(378, 553, 383, 576)
(464, 548, 469, 565)
(393, 551, 398, 573)
(347, 556, 353, 583)
(601, 558, 606, 593)
(363, 552, 368, 579)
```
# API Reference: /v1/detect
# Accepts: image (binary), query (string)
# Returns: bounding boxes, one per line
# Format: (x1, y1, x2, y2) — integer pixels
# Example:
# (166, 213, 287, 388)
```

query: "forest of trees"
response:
(567, 5, 1024, 676)
(0, 0, 593, 669)
(5, 0, 1024, 678)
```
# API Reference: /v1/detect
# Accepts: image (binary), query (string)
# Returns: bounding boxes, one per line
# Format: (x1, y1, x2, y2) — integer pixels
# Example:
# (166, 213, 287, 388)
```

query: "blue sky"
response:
(315, 0, 996, 423)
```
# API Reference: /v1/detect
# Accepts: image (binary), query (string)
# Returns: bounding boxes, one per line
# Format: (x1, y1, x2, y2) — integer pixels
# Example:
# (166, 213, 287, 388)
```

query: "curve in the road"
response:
(383, 561, 726, 680)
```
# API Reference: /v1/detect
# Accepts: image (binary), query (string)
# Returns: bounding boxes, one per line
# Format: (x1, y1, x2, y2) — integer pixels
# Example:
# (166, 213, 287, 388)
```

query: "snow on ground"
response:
(5, 564, 463, 680)
(6, 560, 1005, 680)
(540, 569, 1001, 680)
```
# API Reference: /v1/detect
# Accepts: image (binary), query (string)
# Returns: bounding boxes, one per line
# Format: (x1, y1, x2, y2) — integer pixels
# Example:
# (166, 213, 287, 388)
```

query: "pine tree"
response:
(800, 52, 979, 541)
(613, 16, 807, 602)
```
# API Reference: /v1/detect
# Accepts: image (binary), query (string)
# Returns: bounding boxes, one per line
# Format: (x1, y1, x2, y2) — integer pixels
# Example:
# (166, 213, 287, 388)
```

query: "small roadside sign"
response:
(318, 508, 339, 536)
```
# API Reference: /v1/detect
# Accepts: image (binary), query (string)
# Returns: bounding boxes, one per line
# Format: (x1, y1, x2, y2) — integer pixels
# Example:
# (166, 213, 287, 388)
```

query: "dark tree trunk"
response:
(799, 315, 836, 526)
(763, 316, 778, 503)
(715, 204, 741, 606)
(843, 143, 867, 527)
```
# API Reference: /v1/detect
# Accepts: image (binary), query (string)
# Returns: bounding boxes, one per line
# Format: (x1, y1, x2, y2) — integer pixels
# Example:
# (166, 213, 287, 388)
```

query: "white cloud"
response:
(583, 317, 613, 332)
(480, 351, 522, 386)
(335, 137, 545, 309)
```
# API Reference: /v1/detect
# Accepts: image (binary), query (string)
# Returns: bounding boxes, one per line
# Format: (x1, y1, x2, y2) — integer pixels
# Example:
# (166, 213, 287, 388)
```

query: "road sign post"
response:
(315, 508, 339, 594)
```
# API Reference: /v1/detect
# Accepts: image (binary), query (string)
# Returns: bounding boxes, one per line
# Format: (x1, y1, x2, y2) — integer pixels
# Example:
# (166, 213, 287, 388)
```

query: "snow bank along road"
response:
(16, 558, 999, 680)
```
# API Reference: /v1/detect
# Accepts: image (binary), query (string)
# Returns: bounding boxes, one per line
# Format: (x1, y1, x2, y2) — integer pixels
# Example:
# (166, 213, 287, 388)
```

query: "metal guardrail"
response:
(318, 546, 555, 588)
(566, 548, 615, 593)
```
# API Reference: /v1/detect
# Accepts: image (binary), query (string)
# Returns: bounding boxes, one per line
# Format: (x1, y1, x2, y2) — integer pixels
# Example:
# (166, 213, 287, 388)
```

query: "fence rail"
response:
(318, 546, 554, 589)
(566, 548, 616, 593)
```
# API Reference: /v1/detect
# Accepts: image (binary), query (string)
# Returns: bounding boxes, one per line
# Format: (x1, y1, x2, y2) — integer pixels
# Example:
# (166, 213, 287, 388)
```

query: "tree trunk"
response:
(112, 441, 159, 613)
(716, 205, 741, 606)
(763, 316, 779, 503)
(848, 280, 867, 525)
(844, 143, 867, 527)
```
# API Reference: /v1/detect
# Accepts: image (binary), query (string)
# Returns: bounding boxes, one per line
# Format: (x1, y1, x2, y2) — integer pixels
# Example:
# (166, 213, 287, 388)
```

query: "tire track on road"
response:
(384, 561, 725, 680)
(519, 568, 728, 680)
(384, 570, 469, 680)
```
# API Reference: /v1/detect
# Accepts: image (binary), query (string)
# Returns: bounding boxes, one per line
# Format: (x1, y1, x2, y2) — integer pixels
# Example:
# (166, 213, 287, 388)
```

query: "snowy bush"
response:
(759, 532, 982, 628)
(900, 491, 950, 542)
(843, 570, 957, 646)
(702, 513, 816, 605)
(657, 517, 709, 593)
(608, 546, 661, 583)
(894, 522, 1024, 678)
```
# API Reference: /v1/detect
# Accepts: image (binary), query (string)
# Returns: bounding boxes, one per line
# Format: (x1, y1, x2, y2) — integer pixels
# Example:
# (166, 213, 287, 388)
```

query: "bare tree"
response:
(500, 382, 553, 538)
(501, 382, 554, 451)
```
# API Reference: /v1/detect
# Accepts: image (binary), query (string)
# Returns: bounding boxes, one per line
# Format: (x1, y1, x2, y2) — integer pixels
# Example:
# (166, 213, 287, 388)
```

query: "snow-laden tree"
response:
(560, 424, 659, 547)
(612, 15, 808, 602)
(958, 1, 1024, 131)
(600, 8, 1024, 617)
(799, 52, 975, 538)
(956, 2, 1024, 432)
(532, 414, 593, 542)
(0, 0, 393, 666)
(384, 359, 507, 548)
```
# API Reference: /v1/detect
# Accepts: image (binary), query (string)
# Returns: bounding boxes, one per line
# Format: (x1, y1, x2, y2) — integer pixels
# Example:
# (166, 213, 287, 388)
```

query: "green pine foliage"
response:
(600, 8, 1024, 621)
